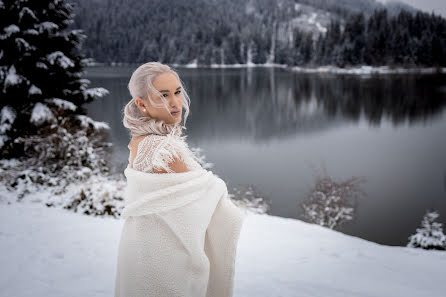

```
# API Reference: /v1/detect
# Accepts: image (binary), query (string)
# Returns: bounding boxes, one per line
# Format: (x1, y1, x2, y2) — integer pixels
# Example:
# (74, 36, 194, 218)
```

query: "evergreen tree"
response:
(344, 13, 365, 65)
(430, 16, 446, 66)
(389, 10, 415, 65)
(417, 32, 433, 66)
(320, 19, 342, 65)
(389, 23, 413, 65)
(407, 209, 446, 250)
(313, 33, 324, 65)
(293, 28, 305, 66)
(0, 0, 110, 178)
(301, 32, 313, 65)
(364, 9, 390, 65)
(340, 12, 366, 66)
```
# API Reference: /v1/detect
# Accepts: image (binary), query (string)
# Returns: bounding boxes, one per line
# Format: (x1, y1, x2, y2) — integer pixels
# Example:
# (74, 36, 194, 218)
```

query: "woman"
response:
(114, 62, 246, 297)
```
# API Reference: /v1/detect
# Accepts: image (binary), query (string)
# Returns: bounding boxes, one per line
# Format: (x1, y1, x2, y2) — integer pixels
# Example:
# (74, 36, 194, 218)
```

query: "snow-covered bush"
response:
(407, 209, 446, 250)
(228, 183, 271, 215)
(301, 163, 367, 230)
(56, 174, 126, 219)
(0, 158, 126, 218)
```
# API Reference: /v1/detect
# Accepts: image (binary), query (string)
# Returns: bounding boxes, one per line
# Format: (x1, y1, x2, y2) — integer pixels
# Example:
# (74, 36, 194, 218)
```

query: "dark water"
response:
(84, 65, 446, 247)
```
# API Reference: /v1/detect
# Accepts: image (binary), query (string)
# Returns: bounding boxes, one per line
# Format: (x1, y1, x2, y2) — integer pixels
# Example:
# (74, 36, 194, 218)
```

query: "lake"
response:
(84, 65, 446, 247)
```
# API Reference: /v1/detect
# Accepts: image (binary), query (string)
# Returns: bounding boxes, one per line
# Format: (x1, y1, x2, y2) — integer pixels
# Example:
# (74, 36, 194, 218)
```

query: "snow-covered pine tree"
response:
(0, 0, 108, 158)
(407, 209, 446, 250)
(0, 0, 109, 170)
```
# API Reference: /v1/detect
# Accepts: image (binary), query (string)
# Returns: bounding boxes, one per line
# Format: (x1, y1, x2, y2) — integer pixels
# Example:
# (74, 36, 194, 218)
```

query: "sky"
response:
(377, 0, 446, 17)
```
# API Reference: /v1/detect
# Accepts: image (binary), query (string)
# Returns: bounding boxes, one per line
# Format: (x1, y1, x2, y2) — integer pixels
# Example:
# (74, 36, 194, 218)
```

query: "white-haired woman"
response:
(114, 62, 246, 297)
(123, 61, 201, 174)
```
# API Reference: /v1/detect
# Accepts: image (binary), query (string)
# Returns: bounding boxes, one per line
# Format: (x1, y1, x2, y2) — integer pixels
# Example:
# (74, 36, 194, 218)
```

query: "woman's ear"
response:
(135, 97, 147, 113)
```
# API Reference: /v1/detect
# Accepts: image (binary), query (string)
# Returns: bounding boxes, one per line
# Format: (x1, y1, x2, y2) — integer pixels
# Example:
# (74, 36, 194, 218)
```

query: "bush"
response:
(407, 209, 446, 250)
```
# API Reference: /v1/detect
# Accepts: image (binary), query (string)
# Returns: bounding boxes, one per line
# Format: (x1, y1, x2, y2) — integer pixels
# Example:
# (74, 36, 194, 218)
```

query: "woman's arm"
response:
(152, 156, 189, 173)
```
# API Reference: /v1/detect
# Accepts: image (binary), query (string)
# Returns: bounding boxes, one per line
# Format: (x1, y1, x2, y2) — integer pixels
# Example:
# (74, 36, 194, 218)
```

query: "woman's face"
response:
(136, 72, 183, 125)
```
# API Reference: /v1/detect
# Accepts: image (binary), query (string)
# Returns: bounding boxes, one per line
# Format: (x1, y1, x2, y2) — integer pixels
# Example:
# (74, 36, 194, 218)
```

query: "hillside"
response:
(70, 0, 430, 66)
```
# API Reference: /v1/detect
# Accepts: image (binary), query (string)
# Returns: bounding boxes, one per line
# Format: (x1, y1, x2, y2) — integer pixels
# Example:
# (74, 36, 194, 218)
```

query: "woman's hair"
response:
(122, 62, 191, 137)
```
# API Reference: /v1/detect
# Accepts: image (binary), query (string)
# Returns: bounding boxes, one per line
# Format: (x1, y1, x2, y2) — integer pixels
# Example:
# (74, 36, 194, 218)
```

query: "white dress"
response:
(128, 133, 203, 173)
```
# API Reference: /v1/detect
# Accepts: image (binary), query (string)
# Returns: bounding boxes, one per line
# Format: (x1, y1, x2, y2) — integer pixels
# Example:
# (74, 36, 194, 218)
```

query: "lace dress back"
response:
(128, 133, 202, 173)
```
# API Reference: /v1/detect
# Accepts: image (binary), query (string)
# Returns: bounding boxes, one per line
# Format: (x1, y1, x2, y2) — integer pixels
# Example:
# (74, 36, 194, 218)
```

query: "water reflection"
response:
(181, 68, 446, 140)
(86, 67, 446, 142)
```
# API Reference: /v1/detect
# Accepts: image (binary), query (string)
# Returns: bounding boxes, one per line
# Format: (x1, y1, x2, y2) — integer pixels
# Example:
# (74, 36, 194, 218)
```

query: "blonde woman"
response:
(114, 62, 246, 297)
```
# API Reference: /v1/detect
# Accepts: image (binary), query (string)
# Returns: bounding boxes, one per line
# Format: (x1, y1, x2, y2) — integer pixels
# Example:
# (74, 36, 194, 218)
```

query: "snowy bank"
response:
(0, 202, 445, 297)
(290, 65, 446, 75)
(86, 62, 446, 75)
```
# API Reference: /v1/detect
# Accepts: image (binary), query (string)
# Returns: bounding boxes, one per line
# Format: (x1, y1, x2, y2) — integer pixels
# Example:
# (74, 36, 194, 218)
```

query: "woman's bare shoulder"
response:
(128, 135, 145, 150)
(128, 134, 164, 151)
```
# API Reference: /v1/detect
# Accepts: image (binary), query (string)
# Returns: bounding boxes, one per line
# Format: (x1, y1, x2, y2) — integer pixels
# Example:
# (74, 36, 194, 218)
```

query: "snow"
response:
(3, 65, 24, 91)
(46, 51, 74, 69)
(15, 37, 34, 51)
(291, 65, 446, 75)
(307, 12, 327, 33)
(46, 98, 77, 111)
(83, 87, 109, 98)
(0, 106, 16, 148)
(0, 135, 6, 149)
(0, 201, 445, 297)
(0, 106, 16, 131)
(76, 114, 110, 130)
(77, 78, 90, 88)
(0, 24, 20, 40)
(63, 19, 74, 26)
(35, 61, 48, 69)
(30, 102, 55, 125)
(36, 21, 59, 32)
(28, 84, 42, 95)
(291, 9, 328, 36)
(23, 29, 39, 35)
(19, 7, 38, 22)
(185, 58, 198, 68)
(68, 29, 86, 38)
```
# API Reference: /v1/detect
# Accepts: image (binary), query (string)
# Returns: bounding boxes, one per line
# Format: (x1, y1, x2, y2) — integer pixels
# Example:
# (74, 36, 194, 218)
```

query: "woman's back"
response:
(128, 133, 202, 174)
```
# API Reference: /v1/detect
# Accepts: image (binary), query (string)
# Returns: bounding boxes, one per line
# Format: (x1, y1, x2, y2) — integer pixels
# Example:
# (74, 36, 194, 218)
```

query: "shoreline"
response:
(85, 62, 446, 75)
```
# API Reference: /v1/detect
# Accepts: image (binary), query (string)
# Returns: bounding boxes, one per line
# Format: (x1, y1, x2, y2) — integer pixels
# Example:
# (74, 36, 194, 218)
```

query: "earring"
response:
(143, 108, 146, 112)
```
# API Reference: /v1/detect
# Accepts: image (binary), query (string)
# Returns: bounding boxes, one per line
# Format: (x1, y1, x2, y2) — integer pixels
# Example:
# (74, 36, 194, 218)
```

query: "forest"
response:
(71, 0, 446, 67)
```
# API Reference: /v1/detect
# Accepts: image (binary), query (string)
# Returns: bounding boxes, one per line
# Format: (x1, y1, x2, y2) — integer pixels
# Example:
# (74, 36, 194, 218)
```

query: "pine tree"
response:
(293, 28, 305, 66)
(340, 12, 366, 66)
(364, 9, 390, 65)
(0, 0, 110, 179)
(313, 34, 324, 65)
(407, 209, 446, 250)
(324, 19, 342, 65)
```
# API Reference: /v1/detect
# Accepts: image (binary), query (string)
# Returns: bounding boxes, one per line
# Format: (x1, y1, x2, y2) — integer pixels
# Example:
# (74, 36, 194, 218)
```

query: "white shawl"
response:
(114, 165, 246, 297)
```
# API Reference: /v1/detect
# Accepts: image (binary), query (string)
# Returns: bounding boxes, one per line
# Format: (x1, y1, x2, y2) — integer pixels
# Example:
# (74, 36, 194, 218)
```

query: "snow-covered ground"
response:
(291, 65, 446, 74)
(1, 202, 445, 297)
(95, 62, 446, 75)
